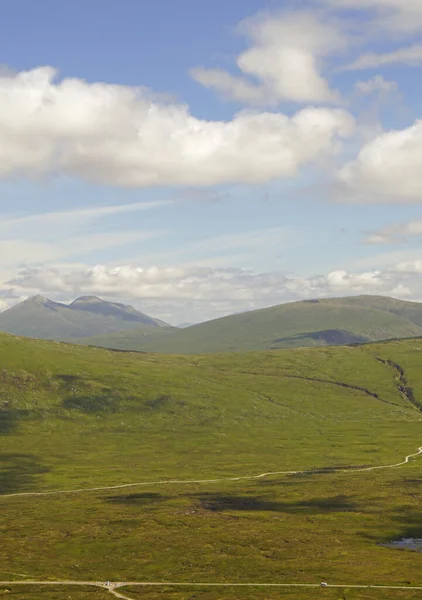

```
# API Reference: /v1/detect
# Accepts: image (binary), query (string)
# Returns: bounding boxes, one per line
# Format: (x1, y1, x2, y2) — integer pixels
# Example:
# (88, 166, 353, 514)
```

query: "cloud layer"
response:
(5, 260, 421, 322)
(0, 66, 354, 187)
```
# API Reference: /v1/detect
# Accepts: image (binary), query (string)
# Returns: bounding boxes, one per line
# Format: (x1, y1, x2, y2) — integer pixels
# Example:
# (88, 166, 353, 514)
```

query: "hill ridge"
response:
(76, 294, 422, 353)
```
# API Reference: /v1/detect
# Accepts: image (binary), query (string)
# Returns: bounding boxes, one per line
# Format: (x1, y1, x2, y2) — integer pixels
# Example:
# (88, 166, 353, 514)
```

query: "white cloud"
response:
(339, 120, 422, 201)
(354, 75, 398, 95)
(346, 44, 422, 70)
(366, 219, 422, 244)
(191, 11, 345, 105)
(0, 66, 354, 188)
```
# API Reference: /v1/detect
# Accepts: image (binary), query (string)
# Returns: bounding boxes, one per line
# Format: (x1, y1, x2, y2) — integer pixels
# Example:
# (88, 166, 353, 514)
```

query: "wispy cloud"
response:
(365, 219, 422, 245)
(0, 200, 173, 234)
(354, 75, 398, 95)
(344, 44, 422, 71)
(0, 201, 168, 269)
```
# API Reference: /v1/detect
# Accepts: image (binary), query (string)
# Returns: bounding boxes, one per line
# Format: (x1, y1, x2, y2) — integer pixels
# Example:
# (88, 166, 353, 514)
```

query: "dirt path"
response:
(1, 580, 422, 592)
(0, 446, 421, 499)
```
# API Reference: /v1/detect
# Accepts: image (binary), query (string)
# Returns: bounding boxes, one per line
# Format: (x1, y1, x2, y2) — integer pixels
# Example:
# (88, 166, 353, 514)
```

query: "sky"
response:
(1, 0, 422, 324)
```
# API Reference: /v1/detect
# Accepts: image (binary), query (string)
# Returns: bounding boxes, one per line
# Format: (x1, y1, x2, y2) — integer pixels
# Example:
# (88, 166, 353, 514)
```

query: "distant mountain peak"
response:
(26, 295, 62, 309)
(70, 296, 103, 305)
(0, 293, 166, 340)
(27, 295, 49, 303)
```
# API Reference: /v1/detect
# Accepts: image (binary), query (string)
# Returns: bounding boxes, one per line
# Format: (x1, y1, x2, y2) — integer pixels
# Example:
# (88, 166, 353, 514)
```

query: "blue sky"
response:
(1, 0, 422, 323)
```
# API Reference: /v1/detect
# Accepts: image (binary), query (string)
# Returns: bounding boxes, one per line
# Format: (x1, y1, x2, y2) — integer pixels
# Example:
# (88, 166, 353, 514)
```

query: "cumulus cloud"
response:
(5, 260, 422, 322)
(366, 219, 422, 244)
(354, 75, 398, 95)
(0, 66, 354, 187)
(191, 11, 345, 105)
(338, 120, 422, 201)
(345, 44, 422, 71)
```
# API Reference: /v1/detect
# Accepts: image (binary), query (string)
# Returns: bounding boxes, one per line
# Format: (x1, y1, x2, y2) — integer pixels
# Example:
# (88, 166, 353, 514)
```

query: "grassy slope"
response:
(78, 295, 422, 353)
(1, 334, 422, 596)
(74, 324, 177, 348)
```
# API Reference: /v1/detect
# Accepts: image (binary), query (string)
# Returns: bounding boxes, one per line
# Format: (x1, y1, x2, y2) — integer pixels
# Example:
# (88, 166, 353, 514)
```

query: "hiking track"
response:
(1, 445, 421, 499)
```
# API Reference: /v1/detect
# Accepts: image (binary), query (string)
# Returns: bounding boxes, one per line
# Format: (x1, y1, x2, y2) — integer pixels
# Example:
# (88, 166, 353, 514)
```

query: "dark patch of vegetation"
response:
(105, 492, 167, 506)
(62, 393, 121, 413)
(145, 394, 174, 410)
(193, 493, 358, 514)
(55, 374, 80, 385)
(0, 453, 49, 494)
(0, 409, 25, 435)
(274, 329, 368, 347)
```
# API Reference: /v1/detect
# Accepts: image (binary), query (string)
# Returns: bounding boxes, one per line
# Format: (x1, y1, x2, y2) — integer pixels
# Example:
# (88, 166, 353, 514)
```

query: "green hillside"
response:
(78, 295, 422, 353)
(1, 333, 422, 596)
(0, 295, 168, 340)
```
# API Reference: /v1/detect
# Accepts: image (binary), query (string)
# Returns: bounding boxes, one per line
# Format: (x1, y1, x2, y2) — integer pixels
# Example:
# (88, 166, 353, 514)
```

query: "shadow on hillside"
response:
(0, 410, 20, 435)
(105, 492, 167, 506)
(276, 465, 373, 479)
(56, 374, 81, 385)
(0, 453, 49, 494)
(272, 329, 368, 347)
(191, 493, 357, 514)
(55, 373, 123, 413)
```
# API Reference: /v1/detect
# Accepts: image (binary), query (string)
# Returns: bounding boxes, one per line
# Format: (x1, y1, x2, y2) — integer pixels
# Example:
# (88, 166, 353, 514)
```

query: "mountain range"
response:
(0, 295, 171, 341)
(2, 293, 422, 352)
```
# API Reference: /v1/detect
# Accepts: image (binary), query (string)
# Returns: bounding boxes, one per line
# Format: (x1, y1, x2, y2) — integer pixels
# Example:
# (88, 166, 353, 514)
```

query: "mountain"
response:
(77, 295, 422, 353)
(0, 295, 170, 340)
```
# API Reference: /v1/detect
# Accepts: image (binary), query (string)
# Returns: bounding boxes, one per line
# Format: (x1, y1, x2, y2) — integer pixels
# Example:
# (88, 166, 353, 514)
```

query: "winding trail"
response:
(1, 446, 421, 499)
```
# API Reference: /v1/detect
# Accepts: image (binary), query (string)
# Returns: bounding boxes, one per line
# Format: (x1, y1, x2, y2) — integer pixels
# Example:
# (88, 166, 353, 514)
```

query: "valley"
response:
(1, 334, 422, 598)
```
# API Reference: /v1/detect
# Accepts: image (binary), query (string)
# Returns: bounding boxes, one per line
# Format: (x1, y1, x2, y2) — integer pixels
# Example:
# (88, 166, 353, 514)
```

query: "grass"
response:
(1, 333, 422, 598)
(0, 587, 108, 599)
(76, 295, 422, 353)
(1, 588, 422, 600)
